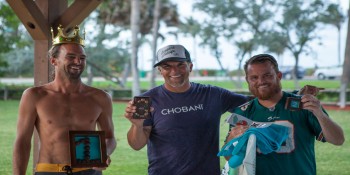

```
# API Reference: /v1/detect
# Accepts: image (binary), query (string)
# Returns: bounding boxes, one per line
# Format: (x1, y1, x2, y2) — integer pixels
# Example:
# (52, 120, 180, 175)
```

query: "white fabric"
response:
(239, 134, 256, 175)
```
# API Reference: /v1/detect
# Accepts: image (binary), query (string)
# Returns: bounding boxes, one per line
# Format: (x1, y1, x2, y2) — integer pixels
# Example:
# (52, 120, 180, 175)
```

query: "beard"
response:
(249, 81, 282, 100)
(65, 65, 83, 80)
(165, 77, 188, 88)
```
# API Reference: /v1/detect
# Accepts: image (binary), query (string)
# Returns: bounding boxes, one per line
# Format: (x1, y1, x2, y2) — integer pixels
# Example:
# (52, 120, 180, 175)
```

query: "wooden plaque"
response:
(285, 97, 303, 111)
(69, 131, 107, 168)
(133, 96, 151, 119)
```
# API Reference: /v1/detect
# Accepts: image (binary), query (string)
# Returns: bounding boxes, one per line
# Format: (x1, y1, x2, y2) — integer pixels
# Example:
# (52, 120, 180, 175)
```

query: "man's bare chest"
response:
(36, 94, 102, 124)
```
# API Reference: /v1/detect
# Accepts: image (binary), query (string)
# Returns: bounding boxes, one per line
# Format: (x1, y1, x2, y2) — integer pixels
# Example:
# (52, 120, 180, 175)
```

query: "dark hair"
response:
(48, 44, 61, 59)
(47, 44, 62, 80)
(244, 54, 279, 73)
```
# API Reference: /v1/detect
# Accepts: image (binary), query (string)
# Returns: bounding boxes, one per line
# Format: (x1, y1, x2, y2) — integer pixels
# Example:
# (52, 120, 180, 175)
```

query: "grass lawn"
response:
(1, 99, 349, 175)
(92, 79, 342, 91)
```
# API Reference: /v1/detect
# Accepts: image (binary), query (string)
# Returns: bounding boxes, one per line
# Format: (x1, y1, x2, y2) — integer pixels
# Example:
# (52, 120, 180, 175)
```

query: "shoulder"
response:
(142, 85, 163, 96)
(190, 82, 226, 92)
(84, 85, 112, 102)
(21, 85, 50, 99)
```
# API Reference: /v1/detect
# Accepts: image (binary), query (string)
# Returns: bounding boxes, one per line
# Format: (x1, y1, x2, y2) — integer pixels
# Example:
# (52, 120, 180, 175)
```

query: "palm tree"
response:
(319, 3, 345, 65)
(339, 1, 350, 108)
(131, 0, 141, 96)
(150, 0, 161, 88)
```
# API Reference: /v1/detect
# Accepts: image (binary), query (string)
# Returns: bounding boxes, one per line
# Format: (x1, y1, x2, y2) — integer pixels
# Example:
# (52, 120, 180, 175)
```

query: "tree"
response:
(193, 0, 275, 88)
(97, 0, 179, 91)
(198, 21, 240, 88)
(0, 1, 31, 77)
(130, 0, 141, 96)
(150, 0, 161, 88)
(263, 0, 335, 88)
(177, 17, 201, 77)
(3, 46, 34, 77)
(339, 1, 350, 108)
(319, 3, 346, 65)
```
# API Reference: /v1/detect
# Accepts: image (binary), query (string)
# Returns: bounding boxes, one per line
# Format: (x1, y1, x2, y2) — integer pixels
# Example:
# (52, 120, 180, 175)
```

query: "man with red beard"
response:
(225, 54, 344, 175)
(124, 44, 247, 175)
(13, 25, 116, 175)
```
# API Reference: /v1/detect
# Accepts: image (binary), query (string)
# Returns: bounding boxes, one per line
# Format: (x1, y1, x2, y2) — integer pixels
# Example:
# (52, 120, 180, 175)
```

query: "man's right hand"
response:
(226, 125, 249, 142)
(124, 100, 153, 127)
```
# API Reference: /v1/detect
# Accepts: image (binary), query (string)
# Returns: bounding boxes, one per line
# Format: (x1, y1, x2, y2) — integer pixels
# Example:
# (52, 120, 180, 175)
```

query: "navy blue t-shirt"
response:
(142, 82, 247, 175)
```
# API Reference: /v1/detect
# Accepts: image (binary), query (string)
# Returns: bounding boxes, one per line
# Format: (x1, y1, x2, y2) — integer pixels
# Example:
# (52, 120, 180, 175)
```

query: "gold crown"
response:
(51, 25, 85, 46)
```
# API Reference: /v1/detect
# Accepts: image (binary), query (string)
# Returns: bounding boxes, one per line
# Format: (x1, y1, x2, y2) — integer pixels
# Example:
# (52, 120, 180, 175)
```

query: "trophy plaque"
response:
(133, 96, 151, 119)
(69, 131, 107, 168)
(285, 97, 303, 111)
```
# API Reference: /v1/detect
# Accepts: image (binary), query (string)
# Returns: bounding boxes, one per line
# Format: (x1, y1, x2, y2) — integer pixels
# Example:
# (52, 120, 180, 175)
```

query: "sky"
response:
(136, 0, 349, 71)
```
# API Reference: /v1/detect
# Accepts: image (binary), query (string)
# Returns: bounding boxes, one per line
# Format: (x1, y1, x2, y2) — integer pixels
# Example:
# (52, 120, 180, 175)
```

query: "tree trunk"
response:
(131, 0, 141, 96)
(338, 26, 341, 65)
(150, 0, 161, 88)
(86, 65, 93, 85)
(293, 54, 300, 89)
(192, 37, 199, 77)
(121, 63, 131, 85)
(339, 2, 350, 108)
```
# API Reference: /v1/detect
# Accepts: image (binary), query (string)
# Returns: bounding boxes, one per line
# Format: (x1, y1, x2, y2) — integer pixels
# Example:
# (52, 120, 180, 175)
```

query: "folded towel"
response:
(218, 123, 289, 168)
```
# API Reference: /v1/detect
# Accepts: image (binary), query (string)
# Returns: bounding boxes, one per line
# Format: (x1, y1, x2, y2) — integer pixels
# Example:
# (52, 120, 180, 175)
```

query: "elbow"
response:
(334, 136, 345, 146)
(131, 146, 143, 151)
(128, 141, 145, 151)
(335, 130, 346, 146)
(328, 132, 345, 146)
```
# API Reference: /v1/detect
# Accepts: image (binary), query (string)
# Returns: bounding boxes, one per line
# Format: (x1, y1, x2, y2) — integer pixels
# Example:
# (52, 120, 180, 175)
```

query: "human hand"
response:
(226, 125, 249, 142)
(301, 94, 323, 114)
(124, 100, 152, 127)
(92, 156, 111, 171)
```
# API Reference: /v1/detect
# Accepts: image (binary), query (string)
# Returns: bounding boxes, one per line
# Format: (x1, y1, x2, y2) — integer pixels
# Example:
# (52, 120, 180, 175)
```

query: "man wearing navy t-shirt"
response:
(124, 45, 247, 175)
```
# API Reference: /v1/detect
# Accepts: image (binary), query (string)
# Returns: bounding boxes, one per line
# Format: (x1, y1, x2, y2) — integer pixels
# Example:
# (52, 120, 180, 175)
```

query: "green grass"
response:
(1, 99, 349, 175)
(82, 78, 343, 90)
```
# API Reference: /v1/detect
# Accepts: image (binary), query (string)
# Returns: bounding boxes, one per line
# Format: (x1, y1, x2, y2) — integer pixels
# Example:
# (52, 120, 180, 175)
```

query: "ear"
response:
(277, 71, 283, 80)
(50, 58, 57, 66)
(189, 63, 193, 72)
(157, 67, 163, 75)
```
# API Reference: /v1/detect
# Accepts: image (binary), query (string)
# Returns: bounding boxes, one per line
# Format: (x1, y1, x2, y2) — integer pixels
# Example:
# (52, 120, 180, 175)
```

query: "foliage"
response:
(193, 0, 345, 89)
(318, 3, 345, 29)
(85, 46, 130, 76)
(0, 1, 33, 77)
(97, 0, 179, 35)
(2, 46, 34, 77)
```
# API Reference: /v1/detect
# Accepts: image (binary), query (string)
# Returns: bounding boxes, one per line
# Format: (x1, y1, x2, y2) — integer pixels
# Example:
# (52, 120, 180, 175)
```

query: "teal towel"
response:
(218, 124, 289, 168)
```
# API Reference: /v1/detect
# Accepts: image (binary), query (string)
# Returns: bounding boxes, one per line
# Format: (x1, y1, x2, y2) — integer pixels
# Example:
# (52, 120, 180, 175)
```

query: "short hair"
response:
(47, 44, 62, 80)
(244, 54, 279, 73)
(48, 44, 62, 59)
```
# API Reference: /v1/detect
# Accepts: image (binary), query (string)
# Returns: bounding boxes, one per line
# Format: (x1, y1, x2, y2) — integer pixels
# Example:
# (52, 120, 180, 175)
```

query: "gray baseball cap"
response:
(153, 45, 192, 67)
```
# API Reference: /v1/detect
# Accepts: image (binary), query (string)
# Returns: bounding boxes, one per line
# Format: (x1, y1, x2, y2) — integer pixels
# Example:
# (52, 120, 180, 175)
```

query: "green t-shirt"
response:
(232, 91, 325, 175)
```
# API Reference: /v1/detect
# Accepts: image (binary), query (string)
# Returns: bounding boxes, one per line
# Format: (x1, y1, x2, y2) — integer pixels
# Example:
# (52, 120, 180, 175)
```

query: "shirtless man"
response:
(12, 25, 116, 175)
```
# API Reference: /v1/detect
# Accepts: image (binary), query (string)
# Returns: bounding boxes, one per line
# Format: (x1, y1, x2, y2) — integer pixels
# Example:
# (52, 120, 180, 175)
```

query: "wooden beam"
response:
(6, 0, 49, 40)
(55, 0, 102, 32)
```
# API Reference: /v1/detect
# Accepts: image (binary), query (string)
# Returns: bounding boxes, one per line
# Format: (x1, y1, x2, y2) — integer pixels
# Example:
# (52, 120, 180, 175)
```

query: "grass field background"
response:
(1, 100, 349, 175)
(0, 79, 349, 174)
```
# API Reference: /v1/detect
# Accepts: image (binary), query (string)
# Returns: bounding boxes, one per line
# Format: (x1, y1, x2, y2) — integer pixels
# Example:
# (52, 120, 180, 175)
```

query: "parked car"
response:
(313, 66, 343, 80)
(279, 66, 306, 80)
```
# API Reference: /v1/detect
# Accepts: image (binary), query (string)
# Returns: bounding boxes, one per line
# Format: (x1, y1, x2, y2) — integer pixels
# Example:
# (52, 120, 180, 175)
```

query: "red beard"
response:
(249, 81, 282, 100)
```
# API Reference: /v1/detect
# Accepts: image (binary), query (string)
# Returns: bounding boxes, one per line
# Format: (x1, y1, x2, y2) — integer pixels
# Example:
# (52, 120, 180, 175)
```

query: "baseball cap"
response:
(153, 45, 192, 67)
